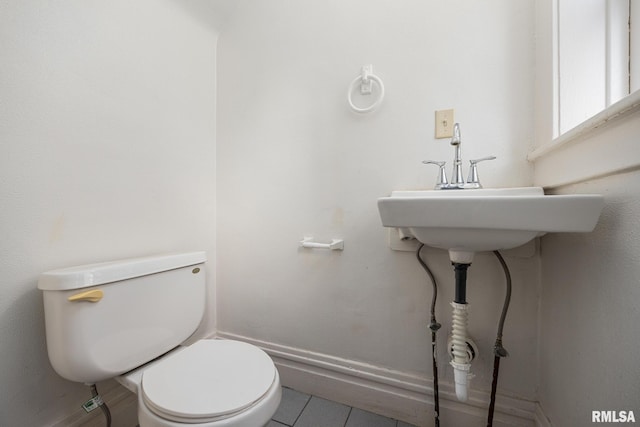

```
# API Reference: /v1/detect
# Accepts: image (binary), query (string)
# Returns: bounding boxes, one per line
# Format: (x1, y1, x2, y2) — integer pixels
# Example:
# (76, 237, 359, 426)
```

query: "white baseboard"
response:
(218, 332, 538, 427)
(534, 403, 553, 427)
(52, 334, 553, 427)
(52, 381, 137, 427)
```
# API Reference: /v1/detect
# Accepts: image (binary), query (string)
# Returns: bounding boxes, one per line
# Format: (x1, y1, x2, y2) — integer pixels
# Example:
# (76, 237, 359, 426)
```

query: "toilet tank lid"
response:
(38, 252, 206, 291)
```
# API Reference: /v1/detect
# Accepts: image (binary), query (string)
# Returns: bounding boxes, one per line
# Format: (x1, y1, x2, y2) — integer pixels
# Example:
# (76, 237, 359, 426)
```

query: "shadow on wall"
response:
(168, 0, 240, 35)
(0, 284, 82, 424)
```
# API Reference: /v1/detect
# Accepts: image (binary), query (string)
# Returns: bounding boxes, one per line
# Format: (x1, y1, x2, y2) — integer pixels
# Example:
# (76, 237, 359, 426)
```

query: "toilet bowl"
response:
(37, 252, 281, 427)
(117, 340, 281, 427)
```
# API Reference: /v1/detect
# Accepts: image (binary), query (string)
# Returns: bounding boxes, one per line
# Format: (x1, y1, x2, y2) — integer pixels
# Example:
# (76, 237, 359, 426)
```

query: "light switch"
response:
(435, 109, 455, 139)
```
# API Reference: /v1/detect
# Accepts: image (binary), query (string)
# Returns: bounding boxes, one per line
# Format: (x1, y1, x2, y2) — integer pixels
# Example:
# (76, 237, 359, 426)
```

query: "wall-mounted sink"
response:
(377, 187, 604, 263)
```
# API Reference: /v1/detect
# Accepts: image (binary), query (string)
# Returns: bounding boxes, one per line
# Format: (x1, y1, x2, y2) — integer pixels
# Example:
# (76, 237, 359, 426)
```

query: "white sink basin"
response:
(377, 187, 604, 263)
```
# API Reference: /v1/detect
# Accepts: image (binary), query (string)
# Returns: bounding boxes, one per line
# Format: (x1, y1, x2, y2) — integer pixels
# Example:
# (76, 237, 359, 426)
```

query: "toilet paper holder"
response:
(299, 237, 344, 251)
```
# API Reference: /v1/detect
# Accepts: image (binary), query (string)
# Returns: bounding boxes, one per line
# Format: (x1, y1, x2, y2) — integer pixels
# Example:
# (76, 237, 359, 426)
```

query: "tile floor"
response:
(268, 387, 418, 427)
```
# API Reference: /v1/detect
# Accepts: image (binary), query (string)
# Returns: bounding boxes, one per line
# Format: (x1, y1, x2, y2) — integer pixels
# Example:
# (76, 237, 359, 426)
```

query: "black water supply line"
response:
(487, 250, 512, 427)
(416, 244, 442, 427)
(86, 383, 112, 427)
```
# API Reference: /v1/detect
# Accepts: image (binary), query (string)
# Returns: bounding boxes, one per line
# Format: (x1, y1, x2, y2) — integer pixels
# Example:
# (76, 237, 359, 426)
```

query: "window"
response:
(557, 0, 638, 135)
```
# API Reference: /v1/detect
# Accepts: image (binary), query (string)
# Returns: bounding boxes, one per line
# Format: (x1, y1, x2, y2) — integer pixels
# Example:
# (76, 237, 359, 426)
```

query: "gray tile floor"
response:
(268, 387, 418, 427)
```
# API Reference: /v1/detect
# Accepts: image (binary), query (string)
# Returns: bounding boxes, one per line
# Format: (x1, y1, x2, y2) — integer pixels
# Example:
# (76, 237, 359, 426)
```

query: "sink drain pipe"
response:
(416, 248, 512, 426)
(416, 244, 442, 427)
(450, 262, 473, 402)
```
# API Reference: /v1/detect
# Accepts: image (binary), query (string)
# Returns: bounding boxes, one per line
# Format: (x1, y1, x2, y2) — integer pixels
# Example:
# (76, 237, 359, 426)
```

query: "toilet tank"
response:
(37, 252, 206, 384)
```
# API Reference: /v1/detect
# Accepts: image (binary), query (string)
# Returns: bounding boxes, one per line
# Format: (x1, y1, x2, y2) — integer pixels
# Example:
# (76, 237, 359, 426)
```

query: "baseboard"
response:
(218, 332, 537, 427)
(51, 381, 137, 427)
(534, 403, 552, 427)
(51, 334, 549, 427)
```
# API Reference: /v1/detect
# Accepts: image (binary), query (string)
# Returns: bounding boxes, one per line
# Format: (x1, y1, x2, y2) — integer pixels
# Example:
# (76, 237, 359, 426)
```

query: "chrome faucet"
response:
(449, 123, 464, 189)
(422, 123, 496, 190)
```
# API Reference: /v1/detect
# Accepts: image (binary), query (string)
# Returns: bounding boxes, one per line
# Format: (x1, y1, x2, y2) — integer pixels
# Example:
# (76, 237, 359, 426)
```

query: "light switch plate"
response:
(435, 109, 455, 138)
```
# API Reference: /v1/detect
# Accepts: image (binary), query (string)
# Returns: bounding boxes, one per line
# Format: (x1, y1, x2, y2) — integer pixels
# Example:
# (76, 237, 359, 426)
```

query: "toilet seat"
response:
(141, 340, 277, 424)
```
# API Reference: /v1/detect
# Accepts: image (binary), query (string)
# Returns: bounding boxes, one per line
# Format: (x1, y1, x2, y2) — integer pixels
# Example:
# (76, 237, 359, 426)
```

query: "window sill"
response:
(529, 91, 640, 188)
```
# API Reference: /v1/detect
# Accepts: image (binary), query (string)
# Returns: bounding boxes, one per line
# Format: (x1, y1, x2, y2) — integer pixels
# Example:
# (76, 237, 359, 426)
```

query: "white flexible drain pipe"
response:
(450, 301, 473, 402)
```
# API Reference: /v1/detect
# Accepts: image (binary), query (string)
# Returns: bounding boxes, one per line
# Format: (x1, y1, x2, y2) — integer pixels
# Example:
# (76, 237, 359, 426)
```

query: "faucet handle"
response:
(466, 156, 496, 189)
(422, 160, 448, 189)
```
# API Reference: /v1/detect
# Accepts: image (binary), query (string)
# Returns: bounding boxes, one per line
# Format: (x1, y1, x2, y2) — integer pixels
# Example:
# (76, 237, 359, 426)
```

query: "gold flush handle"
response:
(68, 289, 104, 303)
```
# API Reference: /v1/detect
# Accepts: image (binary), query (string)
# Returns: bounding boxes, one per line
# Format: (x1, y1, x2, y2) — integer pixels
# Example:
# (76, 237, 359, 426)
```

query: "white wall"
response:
(216, 0, 539, 419)
(0, 1, 566, 425)
(0, 1, 218, 425)
(539, 169, 640, 426)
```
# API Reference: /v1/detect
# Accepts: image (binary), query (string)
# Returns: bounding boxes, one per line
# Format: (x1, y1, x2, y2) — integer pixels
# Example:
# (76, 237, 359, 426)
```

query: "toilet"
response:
(37, 252, 281, 427)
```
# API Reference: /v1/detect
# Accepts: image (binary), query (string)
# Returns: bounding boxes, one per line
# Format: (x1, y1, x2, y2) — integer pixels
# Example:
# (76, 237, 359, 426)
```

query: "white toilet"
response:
(38, 252, 281, 427)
